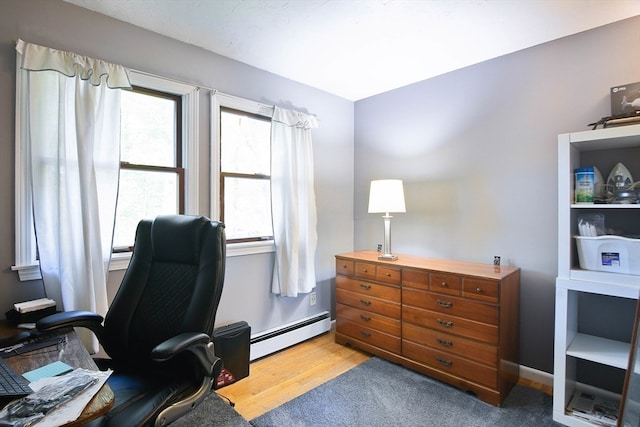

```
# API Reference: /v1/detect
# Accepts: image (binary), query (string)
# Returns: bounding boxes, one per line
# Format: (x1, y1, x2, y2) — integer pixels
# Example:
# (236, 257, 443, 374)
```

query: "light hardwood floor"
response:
(215, 326, 371, 420)
(215, 326, 551, 421)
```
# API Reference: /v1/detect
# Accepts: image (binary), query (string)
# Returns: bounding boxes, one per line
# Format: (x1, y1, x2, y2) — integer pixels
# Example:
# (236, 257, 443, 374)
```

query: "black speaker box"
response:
(213, 321, 250, 389)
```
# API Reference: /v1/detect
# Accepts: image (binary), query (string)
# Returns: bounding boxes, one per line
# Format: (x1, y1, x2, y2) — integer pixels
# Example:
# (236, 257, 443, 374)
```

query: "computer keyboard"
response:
(0, 355, 32, 398)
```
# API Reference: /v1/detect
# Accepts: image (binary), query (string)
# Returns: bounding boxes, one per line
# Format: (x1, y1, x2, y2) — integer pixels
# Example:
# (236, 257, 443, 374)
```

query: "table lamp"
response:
(368, 179, 406, 260)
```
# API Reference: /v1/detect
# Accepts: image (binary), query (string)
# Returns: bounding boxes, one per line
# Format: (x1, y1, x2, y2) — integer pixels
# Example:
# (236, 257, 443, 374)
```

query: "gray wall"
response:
(354, 16, 640, 374)
(0, 0, 354, 335)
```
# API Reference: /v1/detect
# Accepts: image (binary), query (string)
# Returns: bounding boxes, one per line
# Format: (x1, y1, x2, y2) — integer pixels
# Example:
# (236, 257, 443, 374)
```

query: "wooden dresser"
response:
(335, 250, 520, 406)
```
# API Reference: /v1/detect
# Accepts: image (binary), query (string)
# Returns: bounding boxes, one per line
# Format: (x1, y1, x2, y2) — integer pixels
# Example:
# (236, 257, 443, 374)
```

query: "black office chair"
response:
(36, 215, 226, 427)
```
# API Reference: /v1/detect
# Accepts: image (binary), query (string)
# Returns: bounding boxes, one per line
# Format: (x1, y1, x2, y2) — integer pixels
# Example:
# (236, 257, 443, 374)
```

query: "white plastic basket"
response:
(575, 235, 640, 275)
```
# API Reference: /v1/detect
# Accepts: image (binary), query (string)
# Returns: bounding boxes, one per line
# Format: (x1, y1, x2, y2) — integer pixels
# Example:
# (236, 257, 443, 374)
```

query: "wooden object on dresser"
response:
(335, 250, 520, 406)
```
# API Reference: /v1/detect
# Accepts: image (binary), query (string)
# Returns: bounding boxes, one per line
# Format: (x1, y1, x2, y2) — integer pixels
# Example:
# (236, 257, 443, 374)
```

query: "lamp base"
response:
(378, 253, 398, 261)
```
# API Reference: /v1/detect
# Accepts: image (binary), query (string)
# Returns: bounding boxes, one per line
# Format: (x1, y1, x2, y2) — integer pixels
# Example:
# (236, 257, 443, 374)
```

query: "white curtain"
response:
(16, 40, 130, 352)
(270, 106, 319, 297)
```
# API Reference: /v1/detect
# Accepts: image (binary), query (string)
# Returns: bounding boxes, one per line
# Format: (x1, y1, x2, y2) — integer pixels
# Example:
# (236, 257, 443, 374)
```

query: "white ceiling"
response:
(63, 0, 640, 101)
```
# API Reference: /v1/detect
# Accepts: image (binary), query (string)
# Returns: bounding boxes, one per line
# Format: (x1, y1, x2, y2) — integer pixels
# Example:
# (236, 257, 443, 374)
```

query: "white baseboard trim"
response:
(519, 364, 553, 390)
(250, 311, 331, 361)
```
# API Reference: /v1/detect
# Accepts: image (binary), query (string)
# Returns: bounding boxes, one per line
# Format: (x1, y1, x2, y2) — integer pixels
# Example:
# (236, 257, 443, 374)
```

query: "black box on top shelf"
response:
(611, 82, 640, 115)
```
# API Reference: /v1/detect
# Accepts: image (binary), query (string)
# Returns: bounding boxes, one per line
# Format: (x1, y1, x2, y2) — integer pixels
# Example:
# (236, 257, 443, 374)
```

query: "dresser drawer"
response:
(429, 273, 462, 296)
(376, 265, 401, 285)
(337, 303, 400, 336)
(402, 268, 429, 290)
(463, 278, 499, 303)
(337, 288, 401, 319)
(403, 340, 497, 389)
(337, 318, 401, 353)
(354, 261, 377, 280)
(403, 305, 498, 344)
(335, 259, 354, 277)
(402, 322, 496, 366)
(336, 276, 400, 302)
(403, 288, 498, 325)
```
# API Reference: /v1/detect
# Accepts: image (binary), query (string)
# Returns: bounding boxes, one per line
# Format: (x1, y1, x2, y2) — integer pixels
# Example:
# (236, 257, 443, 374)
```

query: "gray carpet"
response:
(250, 357, 562, 427)
(171, 392, 251, 426)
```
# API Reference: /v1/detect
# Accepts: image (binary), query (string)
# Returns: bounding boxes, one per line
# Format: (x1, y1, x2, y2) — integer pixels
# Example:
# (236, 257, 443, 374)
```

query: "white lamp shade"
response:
(368, 179, 406, 213)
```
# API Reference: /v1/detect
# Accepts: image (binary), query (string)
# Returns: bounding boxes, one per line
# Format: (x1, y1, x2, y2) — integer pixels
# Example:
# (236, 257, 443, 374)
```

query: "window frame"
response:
(13, 68, 199, 280)
(114, 85, 185, 253)
(211, 93, 275, 256)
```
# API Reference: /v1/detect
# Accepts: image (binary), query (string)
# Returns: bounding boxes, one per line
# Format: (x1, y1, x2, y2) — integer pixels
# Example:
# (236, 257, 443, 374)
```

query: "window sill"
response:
(227, 240, 275, 257)
(11, 255, 133, 280)
(12, 241, 275, 280)
(109, 252, 132, 271)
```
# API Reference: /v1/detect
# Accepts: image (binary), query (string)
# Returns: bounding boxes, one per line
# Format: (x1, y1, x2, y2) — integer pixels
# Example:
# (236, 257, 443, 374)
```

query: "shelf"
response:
(567, 333, 630, 369)
(555, 413, 611, 427)
(568, 124, 640, 149)
(556, 125, 640, 427)
(571, 204, 640, 209)
(559, 275, 640, 298)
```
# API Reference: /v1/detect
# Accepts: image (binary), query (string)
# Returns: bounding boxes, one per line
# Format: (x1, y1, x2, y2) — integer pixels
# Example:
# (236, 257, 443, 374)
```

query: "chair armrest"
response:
(152, 332, 221, 377)
(36, 310, 104, 338)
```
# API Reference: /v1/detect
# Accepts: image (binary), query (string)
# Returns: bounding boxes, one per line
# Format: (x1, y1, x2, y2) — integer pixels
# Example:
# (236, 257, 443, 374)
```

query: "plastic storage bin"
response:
(575, 235, 640, 275)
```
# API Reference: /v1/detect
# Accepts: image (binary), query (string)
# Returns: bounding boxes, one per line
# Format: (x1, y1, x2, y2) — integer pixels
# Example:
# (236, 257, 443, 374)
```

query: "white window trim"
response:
(13, 68, 199, 280)
(211, 92, 275, 257)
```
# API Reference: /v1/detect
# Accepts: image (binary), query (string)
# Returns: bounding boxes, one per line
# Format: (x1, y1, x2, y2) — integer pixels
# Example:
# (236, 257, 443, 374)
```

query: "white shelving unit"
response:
(554, 124, 640, 426)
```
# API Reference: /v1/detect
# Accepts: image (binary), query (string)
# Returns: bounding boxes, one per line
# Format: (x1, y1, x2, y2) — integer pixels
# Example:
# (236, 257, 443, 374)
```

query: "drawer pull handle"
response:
(360, 331, 371, 338)
(441, 282, 448, 287)
(437, 299, 453, 308)
(360, 283, 372, 290)
(385, 272, 391, 277)
(362, 268, 368, 273)
(475, 287, 484, 293)
(436, 318, 453, 328)
(360, 299, 371, 306)
(360, 315, 371, 322)
(436, 338, 453, 347)
(437, 357, 453, 367)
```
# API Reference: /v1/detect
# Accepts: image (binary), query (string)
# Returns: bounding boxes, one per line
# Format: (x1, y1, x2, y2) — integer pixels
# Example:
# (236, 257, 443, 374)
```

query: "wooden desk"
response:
(0, 321, 114, 426)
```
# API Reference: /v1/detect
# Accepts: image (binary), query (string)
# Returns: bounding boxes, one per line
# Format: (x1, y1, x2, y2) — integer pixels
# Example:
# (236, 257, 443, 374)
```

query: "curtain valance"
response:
(272, 107, 318, 130)
(16, 39, 131, 89)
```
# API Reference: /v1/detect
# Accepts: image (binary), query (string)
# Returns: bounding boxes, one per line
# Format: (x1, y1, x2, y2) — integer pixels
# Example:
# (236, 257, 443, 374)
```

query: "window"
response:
(114, 87, 184, 251)
(14, 69, 199, 280)
(211, 94, 274, 254)
(220, 108, 272, 242)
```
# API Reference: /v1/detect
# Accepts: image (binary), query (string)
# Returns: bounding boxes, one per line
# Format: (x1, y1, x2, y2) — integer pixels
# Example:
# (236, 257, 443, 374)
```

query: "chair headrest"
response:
(150, 215, 212, 264)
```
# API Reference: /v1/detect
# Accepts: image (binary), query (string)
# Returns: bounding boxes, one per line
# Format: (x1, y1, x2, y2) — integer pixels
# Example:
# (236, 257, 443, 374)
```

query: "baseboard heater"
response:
(250, 311, 331, 361)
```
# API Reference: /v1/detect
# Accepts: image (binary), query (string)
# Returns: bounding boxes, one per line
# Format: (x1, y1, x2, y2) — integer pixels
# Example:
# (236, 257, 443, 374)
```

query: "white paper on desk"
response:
(30, 368, 111, 427)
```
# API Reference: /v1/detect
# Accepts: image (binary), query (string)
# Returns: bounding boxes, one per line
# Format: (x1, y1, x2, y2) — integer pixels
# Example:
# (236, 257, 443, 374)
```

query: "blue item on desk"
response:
(22, 361, 73, 382)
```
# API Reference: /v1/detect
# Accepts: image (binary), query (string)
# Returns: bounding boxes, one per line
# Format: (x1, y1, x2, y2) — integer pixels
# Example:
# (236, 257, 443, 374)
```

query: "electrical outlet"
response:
(309, 292, 317, 306)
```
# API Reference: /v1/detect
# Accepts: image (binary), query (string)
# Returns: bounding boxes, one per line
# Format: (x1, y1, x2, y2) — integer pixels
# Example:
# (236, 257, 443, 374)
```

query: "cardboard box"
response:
(611, 82, 640, 116)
